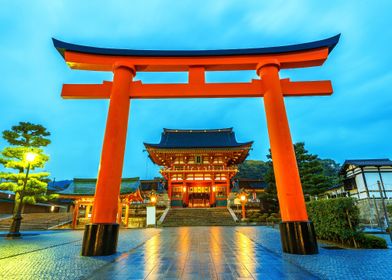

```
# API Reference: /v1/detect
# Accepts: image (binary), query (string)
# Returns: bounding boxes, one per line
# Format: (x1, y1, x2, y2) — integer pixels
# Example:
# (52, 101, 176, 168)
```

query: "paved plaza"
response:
(0, 226, 390, 279)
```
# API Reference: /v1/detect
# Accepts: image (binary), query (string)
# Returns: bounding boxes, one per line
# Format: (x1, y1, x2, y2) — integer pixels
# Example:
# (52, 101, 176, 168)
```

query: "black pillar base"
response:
(5, 232, 21, 239)
(279, 221, 318, 255)
(81, 223, 119, 256)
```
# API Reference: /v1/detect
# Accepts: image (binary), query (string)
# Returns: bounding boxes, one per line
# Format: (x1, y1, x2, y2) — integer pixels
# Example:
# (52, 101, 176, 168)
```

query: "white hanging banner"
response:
(146, 206, 156, 226)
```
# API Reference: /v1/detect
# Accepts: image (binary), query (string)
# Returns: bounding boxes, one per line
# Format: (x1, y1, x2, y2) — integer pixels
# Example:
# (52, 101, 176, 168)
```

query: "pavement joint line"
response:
(0, 239, 82, 261)
(83, 230, 162, 280)
(234, 228, 321, 279)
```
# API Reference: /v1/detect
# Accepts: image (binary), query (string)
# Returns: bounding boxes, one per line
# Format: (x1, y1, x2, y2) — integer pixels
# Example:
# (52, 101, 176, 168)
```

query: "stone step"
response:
(161, 208, 236, 227)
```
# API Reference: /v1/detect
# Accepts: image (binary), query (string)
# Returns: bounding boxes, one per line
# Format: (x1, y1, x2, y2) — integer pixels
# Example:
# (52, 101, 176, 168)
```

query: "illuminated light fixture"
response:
(212, 186, 216, 192)
(183, 187, 186, 192)
(50, 206, 55, 212)
(240, 195, 246, 201)
(25, 152, 37, 163)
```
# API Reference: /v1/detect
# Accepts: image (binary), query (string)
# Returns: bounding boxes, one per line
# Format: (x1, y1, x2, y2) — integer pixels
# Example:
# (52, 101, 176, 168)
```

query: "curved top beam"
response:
(53, 34, 340, 58)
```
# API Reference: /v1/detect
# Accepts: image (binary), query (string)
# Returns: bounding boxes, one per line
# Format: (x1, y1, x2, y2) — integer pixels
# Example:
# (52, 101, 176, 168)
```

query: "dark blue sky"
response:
(0, 1, 391, 180)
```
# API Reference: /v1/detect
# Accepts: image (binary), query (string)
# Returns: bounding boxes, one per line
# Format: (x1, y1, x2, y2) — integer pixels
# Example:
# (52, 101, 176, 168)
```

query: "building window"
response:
(195, 155, 202, 164)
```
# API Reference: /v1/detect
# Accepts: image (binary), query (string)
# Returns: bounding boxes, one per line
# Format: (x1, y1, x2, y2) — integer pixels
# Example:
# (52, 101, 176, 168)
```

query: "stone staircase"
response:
(161, 208, 237, 227)
(0, 213, 72, 231)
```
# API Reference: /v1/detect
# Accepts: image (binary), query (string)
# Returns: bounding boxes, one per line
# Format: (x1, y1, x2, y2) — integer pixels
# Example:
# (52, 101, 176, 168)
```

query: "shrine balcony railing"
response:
(162, 167, 238, 173)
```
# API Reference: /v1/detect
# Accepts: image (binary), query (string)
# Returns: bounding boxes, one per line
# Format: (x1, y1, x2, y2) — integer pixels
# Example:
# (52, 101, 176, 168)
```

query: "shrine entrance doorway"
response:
(188, 186, 211, 208)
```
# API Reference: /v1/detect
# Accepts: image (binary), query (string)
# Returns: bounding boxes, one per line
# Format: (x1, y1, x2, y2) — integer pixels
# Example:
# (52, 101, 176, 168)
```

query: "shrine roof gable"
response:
(53, 34, 340, 58)
(144, 128, 252, 149)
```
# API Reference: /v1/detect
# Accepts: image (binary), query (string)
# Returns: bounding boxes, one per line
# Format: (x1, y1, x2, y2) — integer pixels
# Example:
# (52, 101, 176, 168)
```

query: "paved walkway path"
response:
(0, 226, 390, 279)
(90, 227, 316, 280)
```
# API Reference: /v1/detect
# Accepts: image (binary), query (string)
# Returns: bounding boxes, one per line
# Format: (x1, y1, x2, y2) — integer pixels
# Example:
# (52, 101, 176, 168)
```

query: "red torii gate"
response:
(53, 34, 340, 256)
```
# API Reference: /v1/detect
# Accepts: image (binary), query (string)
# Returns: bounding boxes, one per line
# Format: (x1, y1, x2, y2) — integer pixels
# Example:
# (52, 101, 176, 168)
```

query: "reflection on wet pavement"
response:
(89, 227, 318, 279)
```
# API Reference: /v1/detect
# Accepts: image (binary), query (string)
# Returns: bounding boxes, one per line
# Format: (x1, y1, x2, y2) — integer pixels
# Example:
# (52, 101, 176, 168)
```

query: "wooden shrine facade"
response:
(56, 178, 143, 229)
(145, 128, 252, 207)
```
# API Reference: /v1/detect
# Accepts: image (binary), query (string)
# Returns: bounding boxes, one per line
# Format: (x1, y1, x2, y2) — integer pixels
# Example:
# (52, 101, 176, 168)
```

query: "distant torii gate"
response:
(53, 34, 340, 256)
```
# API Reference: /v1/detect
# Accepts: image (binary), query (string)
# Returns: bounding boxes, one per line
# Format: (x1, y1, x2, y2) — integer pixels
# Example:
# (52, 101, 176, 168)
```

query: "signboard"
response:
(146, 206, 156, 226)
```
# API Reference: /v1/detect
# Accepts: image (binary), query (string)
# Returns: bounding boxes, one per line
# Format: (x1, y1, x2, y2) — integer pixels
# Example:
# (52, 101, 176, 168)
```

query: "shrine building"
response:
(144, 128, 252, 208)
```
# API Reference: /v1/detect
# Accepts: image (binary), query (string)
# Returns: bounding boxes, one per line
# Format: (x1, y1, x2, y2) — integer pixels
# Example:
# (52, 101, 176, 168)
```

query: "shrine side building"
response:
(144, 128, 252, 208)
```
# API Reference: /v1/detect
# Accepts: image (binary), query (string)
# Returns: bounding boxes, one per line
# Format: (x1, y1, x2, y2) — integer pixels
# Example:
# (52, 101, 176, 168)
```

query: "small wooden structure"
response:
(57, 178, 143, 229)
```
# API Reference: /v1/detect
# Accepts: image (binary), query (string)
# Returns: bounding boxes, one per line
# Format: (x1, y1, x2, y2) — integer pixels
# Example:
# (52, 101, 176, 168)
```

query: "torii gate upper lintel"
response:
(53, 34, 340, 256)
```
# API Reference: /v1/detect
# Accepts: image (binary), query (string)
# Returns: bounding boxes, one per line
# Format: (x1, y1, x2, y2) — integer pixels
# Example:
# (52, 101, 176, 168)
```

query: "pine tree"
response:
(264, 142, 341, 197)
(236, 160, 269, 179)
(2, 122, 50, 147)
(0, 122, 55, 236)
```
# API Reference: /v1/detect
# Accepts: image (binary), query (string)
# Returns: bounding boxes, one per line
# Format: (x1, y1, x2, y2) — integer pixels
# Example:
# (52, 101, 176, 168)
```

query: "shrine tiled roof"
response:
(237, 178, 267, 190)
(340, 159, 392, 174)
(342, 159, 392, 167)
(144, 128, 253, 149)
(57, 177, 141, 196)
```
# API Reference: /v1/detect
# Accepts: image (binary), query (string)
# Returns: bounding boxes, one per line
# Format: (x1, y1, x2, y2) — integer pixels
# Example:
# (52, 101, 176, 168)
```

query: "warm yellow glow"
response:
(183, 187, 187, 192)
(50, 206, 55, 212)
(25, 152, 37, 163)
(151, 196, 157, 203)
(240, 195, 246, 201)
(212, 186, 216, 192)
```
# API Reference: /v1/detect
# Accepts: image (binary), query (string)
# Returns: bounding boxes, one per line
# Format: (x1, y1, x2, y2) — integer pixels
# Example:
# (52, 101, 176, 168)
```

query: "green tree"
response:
(0, 122, 55, 236)
(264, 142, 341, 196)
(2, 122, 50, 147)
(236, 160, 268, 179)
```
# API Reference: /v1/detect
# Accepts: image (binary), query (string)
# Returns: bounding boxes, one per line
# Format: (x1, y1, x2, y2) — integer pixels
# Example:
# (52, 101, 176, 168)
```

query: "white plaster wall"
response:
(355, 174, 367, 199)
(364, 172, 382, 198)
(380, 172, 392, 198)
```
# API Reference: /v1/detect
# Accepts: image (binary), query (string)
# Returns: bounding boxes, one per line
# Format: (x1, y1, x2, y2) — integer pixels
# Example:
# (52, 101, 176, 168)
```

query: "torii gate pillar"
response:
(258, 61, 317, 254)
(81, 64, 135, 256)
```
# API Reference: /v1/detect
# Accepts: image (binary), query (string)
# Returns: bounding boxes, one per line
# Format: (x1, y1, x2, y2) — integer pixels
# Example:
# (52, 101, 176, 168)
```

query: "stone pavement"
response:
(0, 226, 391, 279)
(237, 227, 392, 280)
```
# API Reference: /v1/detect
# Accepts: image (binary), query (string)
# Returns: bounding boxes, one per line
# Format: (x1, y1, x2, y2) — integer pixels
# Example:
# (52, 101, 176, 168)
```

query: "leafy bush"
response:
(355, 233, 387, 249)
(387, 204, 392, 217)
(307, 197, 359, 245)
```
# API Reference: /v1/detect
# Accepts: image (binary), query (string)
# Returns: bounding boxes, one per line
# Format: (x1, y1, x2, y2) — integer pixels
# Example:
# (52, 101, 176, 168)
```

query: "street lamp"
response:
(146, 192, 158, 227)
(150, 193, 157, 205)
(237, 190, 249, 221)
(7, 151, 37, 239)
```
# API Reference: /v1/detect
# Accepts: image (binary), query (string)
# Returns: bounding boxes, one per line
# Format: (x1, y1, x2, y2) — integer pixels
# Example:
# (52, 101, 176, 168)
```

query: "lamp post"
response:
(146, 192, 158, 227)
(238, 190, 249, 221)
(150, 193, 157, 206)
(7, 152, 37, 239)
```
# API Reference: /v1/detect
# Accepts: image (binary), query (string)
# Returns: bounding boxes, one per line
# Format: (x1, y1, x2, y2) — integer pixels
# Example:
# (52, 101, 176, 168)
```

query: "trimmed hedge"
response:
(307, 197, 387, 249)
(307, 197, 359, 245)
(246, 211, 281, 223)
(355, 233, 387, 249)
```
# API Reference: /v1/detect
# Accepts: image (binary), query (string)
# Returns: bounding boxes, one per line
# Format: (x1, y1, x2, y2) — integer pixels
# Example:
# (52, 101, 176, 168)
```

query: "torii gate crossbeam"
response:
(53, 34, 340, 256)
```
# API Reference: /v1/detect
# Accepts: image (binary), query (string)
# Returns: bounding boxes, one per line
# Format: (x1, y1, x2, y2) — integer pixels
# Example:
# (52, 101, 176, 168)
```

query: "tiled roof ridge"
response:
(163, 128, 233, 133)
(344, 158, 390, 162)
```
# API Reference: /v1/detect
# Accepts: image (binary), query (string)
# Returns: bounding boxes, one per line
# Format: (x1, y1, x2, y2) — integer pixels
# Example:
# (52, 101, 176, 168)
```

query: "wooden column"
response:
(168, 176, 172, 200)
(72, 201, 79, 230)
(125, 204, 130, 227)
(85, 205, 91, 219)
(91, 64, 135, 224)
(211, 178, 215, 206)
(258, 60, 318, 254)
(117, 202, 122, 224)
(258, 61, 307, 222)
(226, 177, 230, 199)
